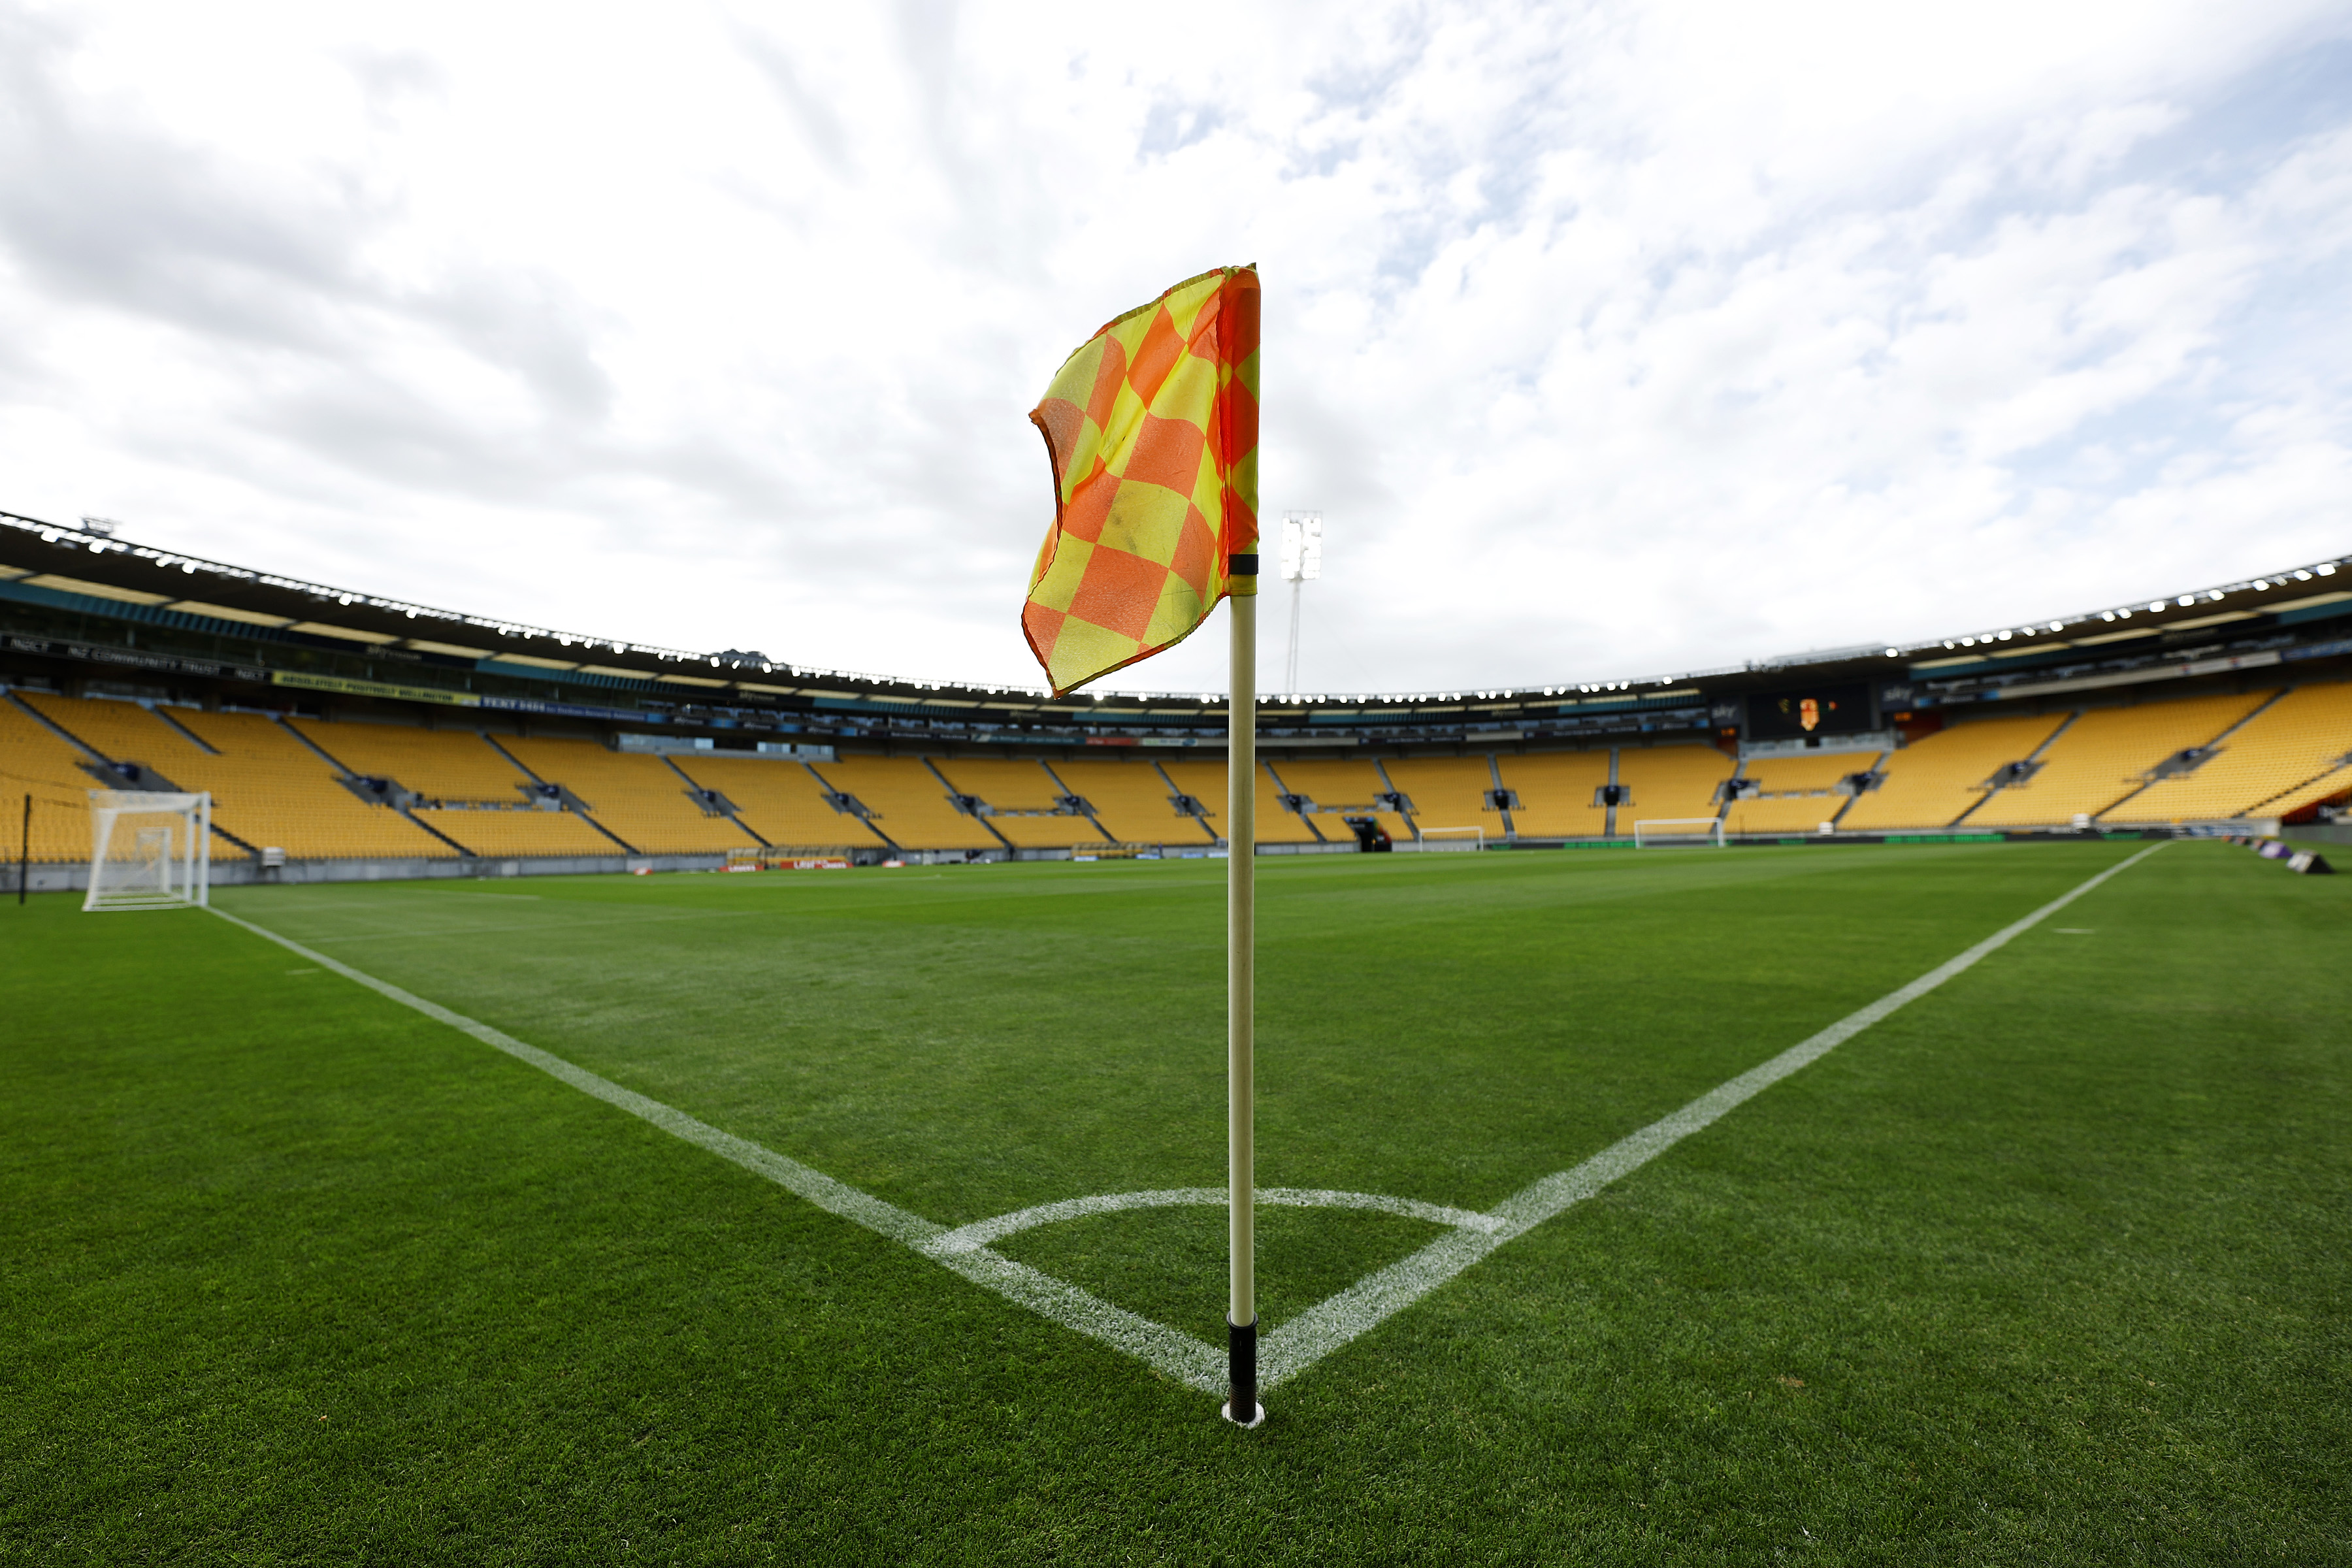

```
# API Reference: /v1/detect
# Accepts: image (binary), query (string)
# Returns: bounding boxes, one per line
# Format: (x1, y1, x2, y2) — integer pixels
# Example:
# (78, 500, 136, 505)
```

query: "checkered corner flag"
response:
(1022, 265, 1261, 696)
(1022, 266, 1267, 1429)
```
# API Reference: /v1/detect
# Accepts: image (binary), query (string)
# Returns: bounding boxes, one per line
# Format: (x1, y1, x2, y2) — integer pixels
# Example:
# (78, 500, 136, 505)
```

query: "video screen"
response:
(1747, 682, 1874, 740)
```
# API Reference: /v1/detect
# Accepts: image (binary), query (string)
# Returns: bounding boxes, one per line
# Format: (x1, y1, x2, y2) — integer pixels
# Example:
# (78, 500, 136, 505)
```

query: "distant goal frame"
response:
(1418, 826, 1486, 852)
(84, 789, 212, 911)
(1633, 816, 1726, 849)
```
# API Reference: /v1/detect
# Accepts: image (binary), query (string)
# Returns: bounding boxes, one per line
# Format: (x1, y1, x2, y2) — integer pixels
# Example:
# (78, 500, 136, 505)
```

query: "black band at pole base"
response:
(1224, 1317, 1260, 1426)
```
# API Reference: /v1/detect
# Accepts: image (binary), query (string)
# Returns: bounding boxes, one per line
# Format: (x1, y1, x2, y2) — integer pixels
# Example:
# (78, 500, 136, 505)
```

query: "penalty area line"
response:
(1256, 840, 2169, 1387)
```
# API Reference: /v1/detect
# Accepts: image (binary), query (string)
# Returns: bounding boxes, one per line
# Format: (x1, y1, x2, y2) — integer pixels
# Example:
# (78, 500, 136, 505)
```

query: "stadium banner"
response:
(1024, 264, 1266, 1428)
(270, 670, 481, 706)
(3, 633, 267, 684)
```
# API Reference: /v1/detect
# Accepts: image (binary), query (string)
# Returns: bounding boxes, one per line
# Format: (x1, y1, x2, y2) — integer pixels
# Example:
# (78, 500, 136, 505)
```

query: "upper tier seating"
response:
(1046, 756, 1220, 845)
(1721, 752, 1880, 836)
(0, 695, 105, 862)
(2114, 681, 2352, 823)
(501, 736, 753, 854)
(1380, 756, 1507, 841)
(932, 757, 1100, 849)
(806, 755, 1001, 851)
(1494, 751, 1609, 839)
(1261, 758, 1413, 844)
(1969, 693, 2268, 828)
(1837, 713, 2070, 832)
(1614, 744, 1737, 831)
(668, 754, 889, 850)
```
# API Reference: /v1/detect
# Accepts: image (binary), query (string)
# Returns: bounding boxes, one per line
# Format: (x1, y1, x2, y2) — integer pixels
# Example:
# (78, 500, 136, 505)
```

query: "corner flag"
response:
(1023, 265, 1260, 696)
(1022, 265, 1266, 1429)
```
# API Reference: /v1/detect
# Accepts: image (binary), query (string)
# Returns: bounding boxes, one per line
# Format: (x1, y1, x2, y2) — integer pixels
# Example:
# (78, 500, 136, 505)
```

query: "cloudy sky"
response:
(3, 1, 2349, 695)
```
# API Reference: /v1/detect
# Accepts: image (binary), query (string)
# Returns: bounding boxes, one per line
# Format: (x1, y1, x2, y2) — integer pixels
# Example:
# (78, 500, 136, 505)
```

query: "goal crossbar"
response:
(1416, 825, 1486, 851)
(1633, 816, 1726, 848)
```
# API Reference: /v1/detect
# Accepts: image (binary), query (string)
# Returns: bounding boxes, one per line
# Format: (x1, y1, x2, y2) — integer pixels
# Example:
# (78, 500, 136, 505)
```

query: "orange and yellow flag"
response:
(1023, 265, 1259, 696)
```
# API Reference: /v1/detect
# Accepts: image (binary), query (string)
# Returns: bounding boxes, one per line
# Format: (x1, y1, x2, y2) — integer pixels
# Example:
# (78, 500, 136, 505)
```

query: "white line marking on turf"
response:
(930, 1187, 1503, 1255)
(206, 841, 2164, 1401)
(205, 904, 1225, 1395)
(1254, 840, 2168, 1387)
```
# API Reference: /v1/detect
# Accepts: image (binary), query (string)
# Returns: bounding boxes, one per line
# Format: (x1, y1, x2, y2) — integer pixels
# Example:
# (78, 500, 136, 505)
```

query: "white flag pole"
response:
(1224, 560, 1261, 1427)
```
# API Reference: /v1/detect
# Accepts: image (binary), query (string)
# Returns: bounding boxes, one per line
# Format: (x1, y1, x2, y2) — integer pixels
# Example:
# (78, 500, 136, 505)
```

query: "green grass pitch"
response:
(5, 840, 2349, 1563)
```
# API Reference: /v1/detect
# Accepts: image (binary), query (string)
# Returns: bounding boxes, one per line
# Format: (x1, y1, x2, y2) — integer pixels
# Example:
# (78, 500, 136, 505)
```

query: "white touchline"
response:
(206, 840, 2164, 1401)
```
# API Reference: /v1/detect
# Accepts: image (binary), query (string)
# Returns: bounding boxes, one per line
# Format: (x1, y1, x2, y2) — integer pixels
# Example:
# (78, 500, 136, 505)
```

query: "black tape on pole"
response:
(1226, 1316, 1259, 1426)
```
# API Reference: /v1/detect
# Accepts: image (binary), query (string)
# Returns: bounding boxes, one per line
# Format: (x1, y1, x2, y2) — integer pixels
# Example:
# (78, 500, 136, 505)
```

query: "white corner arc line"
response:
(207, 841, 2164, 1401)
(928, 1186, 1503, 1256)
(1255, 840, 2169, 1387)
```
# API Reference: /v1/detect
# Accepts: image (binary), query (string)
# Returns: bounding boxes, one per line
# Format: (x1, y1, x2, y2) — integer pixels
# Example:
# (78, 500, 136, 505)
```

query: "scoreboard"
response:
(1747, 681, 1874, 740)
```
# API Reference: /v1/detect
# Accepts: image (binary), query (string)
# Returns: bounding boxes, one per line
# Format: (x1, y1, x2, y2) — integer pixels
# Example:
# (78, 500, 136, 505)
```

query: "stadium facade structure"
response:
(3, 508, 2348, 889)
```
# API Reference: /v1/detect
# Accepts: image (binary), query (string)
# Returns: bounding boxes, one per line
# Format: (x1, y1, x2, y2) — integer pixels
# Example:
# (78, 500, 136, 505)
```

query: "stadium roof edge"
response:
(1, 508, 2344, 705)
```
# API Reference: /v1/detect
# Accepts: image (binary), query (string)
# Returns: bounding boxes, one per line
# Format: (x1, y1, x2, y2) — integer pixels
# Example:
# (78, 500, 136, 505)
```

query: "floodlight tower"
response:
(1279, 510, 1322, 696)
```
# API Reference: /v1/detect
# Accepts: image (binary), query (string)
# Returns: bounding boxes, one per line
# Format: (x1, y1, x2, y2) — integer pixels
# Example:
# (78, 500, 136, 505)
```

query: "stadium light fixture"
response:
(2321, 563, 2339, 576)
(2295, 570, 2314, 581)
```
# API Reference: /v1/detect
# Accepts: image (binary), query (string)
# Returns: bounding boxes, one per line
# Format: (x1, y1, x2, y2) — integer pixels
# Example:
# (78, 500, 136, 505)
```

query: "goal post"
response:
(1633, 816, 1725, 849)
(1417, 826, 1486, 851)
(85, 790, 212, 911)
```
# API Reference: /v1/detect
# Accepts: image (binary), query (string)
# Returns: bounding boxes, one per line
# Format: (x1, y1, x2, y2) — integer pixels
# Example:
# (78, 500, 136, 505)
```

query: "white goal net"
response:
(1633, 816, 1725, 848)
(1418, 826, 1486, 851)
(86, 790, 212, 911)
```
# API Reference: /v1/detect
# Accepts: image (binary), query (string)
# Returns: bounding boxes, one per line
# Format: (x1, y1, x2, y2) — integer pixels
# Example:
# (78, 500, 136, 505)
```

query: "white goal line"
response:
(204, 840, 2166, 1400)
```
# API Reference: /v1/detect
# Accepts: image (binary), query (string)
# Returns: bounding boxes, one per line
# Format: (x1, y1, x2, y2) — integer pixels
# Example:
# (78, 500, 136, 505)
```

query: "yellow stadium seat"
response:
(501, 736, 755, 855)
(668, 753, 890, 851)
(1260, 757, 1411, 844)
(932, 757, 1100, 849)
(1497, 751, 1610, 839)
(0, 695, 106, 862)
(805, 755, 1001, 851)
(1838, 713, 2070, 832)
(1045, 755, 1220, 845)
(1159, 760, 1323, 844)
(1970, 693, 2268, 828)
(1615, 744, 1737, 833)
(1722, 752, 1879, 836)
(2114, 681, 2352, 823)
(1382, 756, 1509, 841)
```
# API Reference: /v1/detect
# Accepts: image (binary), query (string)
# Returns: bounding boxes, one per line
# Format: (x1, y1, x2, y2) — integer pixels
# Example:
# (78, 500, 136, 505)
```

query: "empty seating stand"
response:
(1614, 745, 1736, 831)
(1838, 713, 2070, 832)
(1969, 693, 2268, 828)
(502, 736, 751, 855)
(1047, 756, 1220, 845)
(668, 754, 889, 851)
(932, 757, 1102, 849)
(1494, 751, 1610, 840)
(1379, 757, 1501, 842)
(0, 695, 106, 862)
(807, 755, 1000, 851)
(1722, 753, 1874, 836)
(2115, 681, 2352, 823)
(1261, 758, 1411, 845)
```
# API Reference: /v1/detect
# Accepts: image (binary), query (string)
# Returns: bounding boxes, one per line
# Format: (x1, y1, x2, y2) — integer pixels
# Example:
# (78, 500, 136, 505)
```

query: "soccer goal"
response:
(1633, 817, 1725, 848)
(1418, 826, 1486, 851)
(85, 790, 212, 911)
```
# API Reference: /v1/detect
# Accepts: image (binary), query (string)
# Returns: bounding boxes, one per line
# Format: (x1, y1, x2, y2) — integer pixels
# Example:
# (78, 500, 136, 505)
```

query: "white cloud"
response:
(0, 0, 2348, 693)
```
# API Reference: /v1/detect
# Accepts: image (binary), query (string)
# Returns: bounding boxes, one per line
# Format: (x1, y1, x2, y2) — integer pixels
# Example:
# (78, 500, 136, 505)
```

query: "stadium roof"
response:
(3, 508, 2345, 714)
